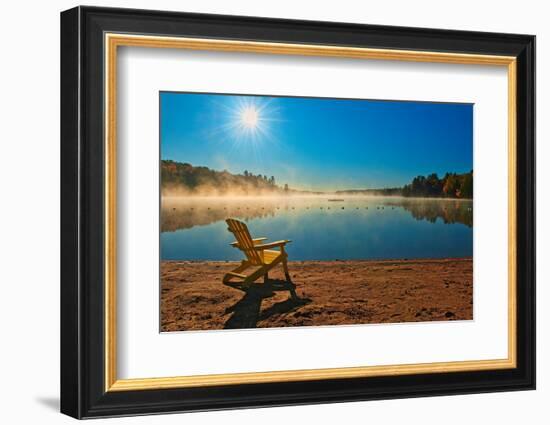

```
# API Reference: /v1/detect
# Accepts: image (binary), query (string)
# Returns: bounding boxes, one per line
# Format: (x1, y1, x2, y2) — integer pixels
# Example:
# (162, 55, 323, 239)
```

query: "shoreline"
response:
(161, 257, 472, 264)
(161, 257, 473, 332)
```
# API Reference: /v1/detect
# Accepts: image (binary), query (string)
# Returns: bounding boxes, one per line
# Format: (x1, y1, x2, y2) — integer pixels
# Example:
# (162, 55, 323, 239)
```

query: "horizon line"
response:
(161, 159, 473, 193)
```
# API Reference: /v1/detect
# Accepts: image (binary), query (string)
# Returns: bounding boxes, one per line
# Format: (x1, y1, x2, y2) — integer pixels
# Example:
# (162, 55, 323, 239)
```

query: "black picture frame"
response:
(61, 5, 535, 419)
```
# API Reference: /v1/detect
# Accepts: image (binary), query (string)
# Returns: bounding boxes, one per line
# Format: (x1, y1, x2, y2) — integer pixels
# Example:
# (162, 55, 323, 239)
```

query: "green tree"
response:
(460, 172, 473, 198)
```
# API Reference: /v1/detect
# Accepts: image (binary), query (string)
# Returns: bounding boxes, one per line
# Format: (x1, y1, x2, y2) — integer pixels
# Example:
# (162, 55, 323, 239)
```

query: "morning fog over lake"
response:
(161, 196, 473, 261)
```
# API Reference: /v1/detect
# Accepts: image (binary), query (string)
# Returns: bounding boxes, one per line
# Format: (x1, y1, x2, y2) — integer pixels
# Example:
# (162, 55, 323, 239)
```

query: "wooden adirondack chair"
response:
(223, 218, 292, 285)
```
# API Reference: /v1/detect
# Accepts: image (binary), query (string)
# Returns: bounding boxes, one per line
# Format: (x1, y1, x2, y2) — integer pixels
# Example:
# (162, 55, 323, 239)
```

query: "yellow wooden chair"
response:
(223, 218, 292, 285)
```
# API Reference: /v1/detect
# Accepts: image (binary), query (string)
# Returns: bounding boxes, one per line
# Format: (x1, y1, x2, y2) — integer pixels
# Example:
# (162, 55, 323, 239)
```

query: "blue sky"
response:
(160, 92, 472, 191)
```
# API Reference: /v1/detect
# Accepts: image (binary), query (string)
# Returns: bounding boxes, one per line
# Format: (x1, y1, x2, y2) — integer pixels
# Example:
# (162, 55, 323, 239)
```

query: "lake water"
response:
(160, 196, 473, 261)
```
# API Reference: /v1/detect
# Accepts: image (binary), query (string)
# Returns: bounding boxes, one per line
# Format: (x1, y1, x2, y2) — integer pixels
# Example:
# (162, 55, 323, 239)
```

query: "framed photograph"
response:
(60, 6, 535, 419)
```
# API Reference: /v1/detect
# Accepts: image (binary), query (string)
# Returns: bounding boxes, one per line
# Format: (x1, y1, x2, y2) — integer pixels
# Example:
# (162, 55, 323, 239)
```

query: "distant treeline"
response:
(402, 171, 473, 199)
(161, 160, 472, 199)
(161, 160, 287, 195)
(337, 171, 473, 199)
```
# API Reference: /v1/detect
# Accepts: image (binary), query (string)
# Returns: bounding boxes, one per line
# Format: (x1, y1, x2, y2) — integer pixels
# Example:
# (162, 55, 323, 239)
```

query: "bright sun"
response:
(241, 107, 259, 128)
(218, 97, 277, 146)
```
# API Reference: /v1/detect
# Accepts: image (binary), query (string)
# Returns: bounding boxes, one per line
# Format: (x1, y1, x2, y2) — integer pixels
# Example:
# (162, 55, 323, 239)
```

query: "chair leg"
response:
(263, 271, 269, 283)
(282, 257, 292, 282)
(281, 258, 300, 299)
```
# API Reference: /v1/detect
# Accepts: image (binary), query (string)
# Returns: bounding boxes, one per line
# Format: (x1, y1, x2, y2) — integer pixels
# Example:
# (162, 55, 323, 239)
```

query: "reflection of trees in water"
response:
(388, 199, 473, 228)
(161, 198, 473, 232)
(161, 204, 277, 232)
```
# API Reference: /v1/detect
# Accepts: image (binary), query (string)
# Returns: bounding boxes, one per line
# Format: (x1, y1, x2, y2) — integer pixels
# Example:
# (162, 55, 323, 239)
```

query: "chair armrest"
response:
(253, 240, 291, 250)
(230, 237, 267, 247)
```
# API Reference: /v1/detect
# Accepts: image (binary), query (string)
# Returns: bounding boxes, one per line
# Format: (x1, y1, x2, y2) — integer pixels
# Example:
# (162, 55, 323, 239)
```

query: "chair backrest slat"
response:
(226, 218, 262, 265)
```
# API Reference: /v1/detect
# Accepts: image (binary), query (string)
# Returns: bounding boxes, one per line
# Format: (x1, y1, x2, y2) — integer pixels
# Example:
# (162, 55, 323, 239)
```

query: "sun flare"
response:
(241, 107, 259, 129)
(208, 96, 280, 149)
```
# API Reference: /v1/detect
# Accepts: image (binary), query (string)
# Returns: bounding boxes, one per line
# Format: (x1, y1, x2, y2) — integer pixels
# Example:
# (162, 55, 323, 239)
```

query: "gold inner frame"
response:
(104, 33, 518, 392)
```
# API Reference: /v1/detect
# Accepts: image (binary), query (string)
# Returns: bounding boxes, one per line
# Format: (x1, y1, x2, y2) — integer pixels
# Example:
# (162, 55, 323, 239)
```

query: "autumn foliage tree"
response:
(161, 160, 281, 195)
(403, 171, 473, 199)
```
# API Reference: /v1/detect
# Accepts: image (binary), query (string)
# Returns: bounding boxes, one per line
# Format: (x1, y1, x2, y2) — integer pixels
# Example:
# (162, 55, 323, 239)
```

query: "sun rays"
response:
(206, 96, 282, 155)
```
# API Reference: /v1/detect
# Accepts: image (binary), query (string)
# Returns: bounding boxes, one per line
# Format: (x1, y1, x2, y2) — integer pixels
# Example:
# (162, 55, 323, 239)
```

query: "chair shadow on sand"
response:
(223, 277, 311, 329)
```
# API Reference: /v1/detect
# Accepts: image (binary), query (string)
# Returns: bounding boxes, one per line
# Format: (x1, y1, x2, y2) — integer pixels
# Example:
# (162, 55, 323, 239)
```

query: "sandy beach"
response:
(160, 258, 472, 331)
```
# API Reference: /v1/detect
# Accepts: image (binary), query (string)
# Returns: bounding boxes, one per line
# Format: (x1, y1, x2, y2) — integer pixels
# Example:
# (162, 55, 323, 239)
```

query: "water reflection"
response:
(160, 196, 473, 261)
(161, 196, 473, 232)
(162, 201, 277, 232)
(387, 199, 472, 228)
